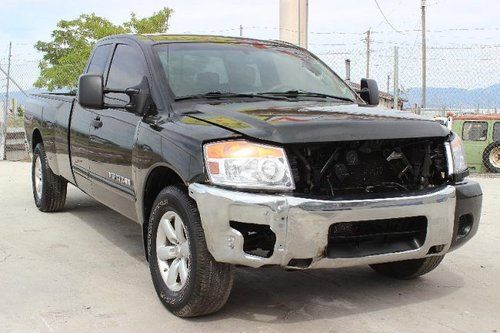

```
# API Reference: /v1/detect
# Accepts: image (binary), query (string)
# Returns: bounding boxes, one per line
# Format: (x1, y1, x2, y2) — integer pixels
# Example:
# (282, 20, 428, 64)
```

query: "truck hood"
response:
(184, 100, 449, 143)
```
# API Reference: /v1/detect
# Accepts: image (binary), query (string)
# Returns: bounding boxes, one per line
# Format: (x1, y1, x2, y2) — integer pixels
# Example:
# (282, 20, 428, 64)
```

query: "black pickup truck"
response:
(25, 34, 482, 317)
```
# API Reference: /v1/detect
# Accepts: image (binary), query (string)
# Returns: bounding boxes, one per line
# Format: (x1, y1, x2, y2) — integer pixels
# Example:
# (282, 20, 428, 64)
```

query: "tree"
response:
(16, 105, 25, 118)
(34, 7, 173, 91)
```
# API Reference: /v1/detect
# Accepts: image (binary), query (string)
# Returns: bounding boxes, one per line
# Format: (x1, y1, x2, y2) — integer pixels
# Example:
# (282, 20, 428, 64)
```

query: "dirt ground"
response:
(0, 161, 499, 333)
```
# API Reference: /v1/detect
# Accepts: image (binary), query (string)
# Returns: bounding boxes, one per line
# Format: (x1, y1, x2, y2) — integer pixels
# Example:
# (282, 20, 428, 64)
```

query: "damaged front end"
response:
(287, 137, 449, 197)
(188, 135, 480, 269)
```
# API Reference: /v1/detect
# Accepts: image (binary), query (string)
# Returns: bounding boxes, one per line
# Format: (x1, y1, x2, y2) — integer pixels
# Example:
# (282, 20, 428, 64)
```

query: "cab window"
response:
(87, 44, 112, 75)
(462, 121, 488, 141)
(494, 122, 500, 142)
(105, 44, 146, 106)
(155, 43, 356, 101)
(106, 44, 146, 89)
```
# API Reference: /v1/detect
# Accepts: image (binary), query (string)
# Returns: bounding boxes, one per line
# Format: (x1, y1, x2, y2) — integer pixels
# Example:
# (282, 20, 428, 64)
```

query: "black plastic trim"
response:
(450, 180, 482, 251)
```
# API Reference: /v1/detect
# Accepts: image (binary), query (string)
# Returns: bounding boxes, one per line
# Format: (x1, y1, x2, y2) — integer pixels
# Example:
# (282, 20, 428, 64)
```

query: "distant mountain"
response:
(405, 83, 500, 109)
(1, 88, 69, 106)
(1, 89, 45, 105)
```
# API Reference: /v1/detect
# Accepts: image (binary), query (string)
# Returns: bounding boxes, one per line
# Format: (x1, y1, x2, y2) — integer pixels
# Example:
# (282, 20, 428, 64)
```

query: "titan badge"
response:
(108, 172, 131, 186)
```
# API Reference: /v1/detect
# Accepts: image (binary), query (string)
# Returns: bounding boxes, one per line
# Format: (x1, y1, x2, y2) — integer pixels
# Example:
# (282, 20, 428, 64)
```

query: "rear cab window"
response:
(462, 121, 488, 141)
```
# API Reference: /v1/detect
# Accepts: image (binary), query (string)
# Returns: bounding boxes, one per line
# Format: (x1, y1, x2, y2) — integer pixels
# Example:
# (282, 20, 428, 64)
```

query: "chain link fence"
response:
(315, 45, 500, 114)
(0, 60, 34, 161)
(1, 35, 499, 163)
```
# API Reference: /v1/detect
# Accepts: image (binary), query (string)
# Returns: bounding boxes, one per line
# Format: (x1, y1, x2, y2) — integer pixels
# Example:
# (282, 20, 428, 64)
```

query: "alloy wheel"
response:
(34, 155, 43, 200)
(156, 211, 190, 292)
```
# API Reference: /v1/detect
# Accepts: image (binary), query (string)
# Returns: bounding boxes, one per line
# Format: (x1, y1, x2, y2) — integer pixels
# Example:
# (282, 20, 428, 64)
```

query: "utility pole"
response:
(0, 42, 12, 160)
(421, 0, 427, 111)
(365, 29, 371, 78)
(393, 46, 399, 110)
(279, 0, 308, 48)
(297, 0, 301, 46)
(239, 24, 243, 37)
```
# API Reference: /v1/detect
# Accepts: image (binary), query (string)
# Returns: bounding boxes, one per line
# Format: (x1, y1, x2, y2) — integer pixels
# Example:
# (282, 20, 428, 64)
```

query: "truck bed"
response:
(25, 93, 76, 182)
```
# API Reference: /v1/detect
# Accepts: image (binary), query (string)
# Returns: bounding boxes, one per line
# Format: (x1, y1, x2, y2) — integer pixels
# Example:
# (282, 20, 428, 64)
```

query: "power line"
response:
(371, 27, 500, 34)
(373, 0, 404, 34)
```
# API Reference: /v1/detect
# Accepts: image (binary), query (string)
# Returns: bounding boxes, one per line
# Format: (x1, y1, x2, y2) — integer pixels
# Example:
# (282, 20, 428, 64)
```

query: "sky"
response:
(1, 0, 499, 92)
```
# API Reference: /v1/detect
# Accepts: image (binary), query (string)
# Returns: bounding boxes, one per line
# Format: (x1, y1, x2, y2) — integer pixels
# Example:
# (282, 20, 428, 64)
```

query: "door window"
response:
(462, 121, 488, 141)
(106, 44, 146, 106)
(107, 44, 146, 89)
(87, 44, 112, 75)
(494, 122, 500, 142)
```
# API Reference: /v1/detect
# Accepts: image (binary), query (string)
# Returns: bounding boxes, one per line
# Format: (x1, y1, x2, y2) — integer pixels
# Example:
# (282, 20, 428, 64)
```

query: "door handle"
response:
(92, 117, 103, 129)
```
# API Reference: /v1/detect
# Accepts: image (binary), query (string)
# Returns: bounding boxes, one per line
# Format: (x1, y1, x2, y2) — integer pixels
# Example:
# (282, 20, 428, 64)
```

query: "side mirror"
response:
(360, 78, 379, 106)
(122, 76, 154, 116)
(79, 74, 154, 115)
(78, 74, 104, 109)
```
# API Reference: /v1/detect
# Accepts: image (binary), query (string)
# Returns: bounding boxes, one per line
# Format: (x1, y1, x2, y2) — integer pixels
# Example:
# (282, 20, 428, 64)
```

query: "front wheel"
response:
(32, 143, 67, 212)
(370, 255, 445, 280)
(147, 185, 234, 317)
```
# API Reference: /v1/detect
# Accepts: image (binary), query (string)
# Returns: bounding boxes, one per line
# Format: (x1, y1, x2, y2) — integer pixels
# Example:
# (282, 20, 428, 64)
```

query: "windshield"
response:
(154, 42, 357, 101)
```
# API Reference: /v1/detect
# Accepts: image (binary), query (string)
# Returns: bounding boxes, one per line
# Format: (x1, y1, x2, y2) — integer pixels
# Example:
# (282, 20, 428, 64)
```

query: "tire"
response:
(147, 185, 234, 317)
(370, 255, 445, 280)
(483, 141, 500, 173)
(32, 143, 67, 212)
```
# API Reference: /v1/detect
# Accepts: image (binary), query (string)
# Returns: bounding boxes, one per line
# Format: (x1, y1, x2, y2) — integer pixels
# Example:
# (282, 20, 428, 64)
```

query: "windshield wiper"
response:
(175, 91, 286, 101)
(260, 90, 355, 102)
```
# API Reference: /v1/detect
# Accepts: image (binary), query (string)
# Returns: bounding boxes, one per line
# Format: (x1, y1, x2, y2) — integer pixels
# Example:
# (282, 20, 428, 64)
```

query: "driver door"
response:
(88, 43, 147, 220)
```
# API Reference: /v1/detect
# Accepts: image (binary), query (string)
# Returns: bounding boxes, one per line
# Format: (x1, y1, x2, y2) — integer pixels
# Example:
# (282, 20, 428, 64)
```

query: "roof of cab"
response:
(100, 33, 296, 47)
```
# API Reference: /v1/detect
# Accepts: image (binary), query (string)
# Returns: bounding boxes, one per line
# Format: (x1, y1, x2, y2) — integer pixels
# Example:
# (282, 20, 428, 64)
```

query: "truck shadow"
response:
(203, 265, 464, 323)
(63, 188, 464, 324)
(64, 189, 146, 262)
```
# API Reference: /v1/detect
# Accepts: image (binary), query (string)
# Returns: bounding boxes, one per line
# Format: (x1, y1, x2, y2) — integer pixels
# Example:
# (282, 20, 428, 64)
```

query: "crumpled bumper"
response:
(189, 183, 477, 269)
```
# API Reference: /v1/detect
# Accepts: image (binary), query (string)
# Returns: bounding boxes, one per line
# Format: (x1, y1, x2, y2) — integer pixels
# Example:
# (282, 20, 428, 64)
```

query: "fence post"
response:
(393, 46, 399, 110)
(0, 42, 12, 160)
(345, 59, 351, 83)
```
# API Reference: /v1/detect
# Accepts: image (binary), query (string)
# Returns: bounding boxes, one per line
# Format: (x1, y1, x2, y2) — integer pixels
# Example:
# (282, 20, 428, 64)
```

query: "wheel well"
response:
(142, 166, 185, 259)
(32, 129, 42, 152)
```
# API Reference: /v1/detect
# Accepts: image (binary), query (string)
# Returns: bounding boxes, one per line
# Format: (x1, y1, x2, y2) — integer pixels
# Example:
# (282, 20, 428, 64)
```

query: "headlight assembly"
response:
(203, 140, 295, 190)
(446, 133, 468, 176)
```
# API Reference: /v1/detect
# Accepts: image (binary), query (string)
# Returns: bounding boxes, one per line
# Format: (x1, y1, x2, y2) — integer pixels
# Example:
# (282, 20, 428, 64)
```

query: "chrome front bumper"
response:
(189, 184, 457, 269)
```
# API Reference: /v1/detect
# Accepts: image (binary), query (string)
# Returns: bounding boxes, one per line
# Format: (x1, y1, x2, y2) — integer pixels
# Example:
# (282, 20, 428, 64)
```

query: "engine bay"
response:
(287, 138, 449, 197)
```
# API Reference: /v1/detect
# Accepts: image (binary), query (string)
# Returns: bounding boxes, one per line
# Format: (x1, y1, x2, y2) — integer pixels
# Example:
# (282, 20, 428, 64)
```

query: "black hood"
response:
(181, 100, 449, 144)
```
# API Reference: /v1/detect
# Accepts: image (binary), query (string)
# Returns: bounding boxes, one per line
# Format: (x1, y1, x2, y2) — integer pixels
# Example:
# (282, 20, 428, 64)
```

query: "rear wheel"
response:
(32, 143, 67, 212)
(370, 255, 445, 280)
(483, 141, 500, 173)
(147, 185, 234, 317)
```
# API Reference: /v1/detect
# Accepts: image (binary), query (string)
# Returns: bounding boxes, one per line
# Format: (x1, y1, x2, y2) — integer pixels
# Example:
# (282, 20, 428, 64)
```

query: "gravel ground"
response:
(0, 161, 499, 333)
